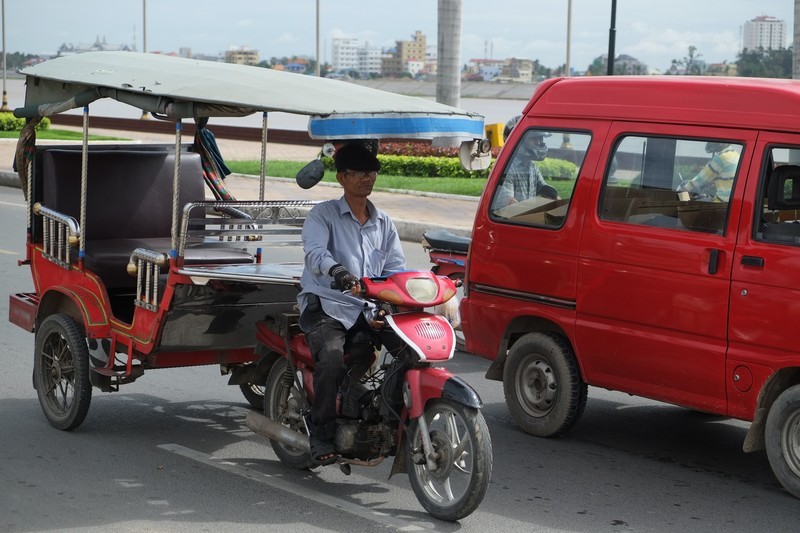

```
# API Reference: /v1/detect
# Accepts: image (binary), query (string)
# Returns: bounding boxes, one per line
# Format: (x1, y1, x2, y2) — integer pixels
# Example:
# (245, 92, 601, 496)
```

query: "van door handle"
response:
(708, 249, 720, 275)
(741, 255, 765, 268)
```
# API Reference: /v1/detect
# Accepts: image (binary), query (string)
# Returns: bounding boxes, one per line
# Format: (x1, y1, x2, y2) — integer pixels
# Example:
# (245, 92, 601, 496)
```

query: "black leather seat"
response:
(41, 149, 253, 287)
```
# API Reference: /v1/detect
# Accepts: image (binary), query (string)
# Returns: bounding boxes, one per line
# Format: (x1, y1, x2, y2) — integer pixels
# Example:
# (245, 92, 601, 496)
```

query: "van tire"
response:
(502, 332, 587, 437)
(765, 384, 800, 498)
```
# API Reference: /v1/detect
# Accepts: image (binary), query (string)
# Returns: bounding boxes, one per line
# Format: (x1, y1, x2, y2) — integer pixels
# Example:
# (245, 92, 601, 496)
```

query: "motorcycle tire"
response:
(264, 357, 313, 470)
(406, 399, 493, 521)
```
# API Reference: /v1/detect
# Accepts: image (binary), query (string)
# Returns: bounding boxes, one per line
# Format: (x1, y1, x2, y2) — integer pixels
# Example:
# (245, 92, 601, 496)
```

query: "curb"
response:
(0, 170, 19, 189)
(0, 170, 473, 242)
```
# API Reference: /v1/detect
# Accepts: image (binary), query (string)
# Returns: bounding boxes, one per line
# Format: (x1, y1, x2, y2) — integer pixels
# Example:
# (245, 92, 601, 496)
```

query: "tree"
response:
(667, 46, 706, 75)
(737, 47, 793, 78)
(587, 55, 607, 76)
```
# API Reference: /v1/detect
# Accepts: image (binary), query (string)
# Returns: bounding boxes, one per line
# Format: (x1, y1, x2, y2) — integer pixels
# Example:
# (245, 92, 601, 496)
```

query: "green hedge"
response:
(323, 154, 577, 180)
(0, 112, 50, 132)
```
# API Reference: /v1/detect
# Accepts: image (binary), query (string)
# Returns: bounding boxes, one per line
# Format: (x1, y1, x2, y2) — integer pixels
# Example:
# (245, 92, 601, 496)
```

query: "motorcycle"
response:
(246, 269, 492, 521)
(421, 229, 471, 352)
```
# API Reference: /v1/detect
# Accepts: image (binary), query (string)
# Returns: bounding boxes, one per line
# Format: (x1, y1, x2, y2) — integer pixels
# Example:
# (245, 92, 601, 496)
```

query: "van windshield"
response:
(490, 129, 591, 228)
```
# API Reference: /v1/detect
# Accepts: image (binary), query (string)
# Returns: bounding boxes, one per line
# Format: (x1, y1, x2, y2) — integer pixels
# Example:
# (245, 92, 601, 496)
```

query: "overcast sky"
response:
(6, 0, 794, 72)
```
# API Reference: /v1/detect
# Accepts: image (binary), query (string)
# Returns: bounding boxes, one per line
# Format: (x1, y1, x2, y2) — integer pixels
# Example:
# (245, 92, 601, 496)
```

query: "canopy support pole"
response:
(170, 121, 182, 258)
(259, 111, 268, 201)
(79, 105, 89, 267)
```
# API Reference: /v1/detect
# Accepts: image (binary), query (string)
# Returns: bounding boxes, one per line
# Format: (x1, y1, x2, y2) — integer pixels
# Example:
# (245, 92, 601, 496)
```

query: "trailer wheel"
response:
(765, 384, 800, 498)
(34, 314, 92, 430)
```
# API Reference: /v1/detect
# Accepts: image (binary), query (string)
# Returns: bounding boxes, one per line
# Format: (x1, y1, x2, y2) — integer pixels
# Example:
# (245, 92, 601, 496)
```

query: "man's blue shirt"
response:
(298, 196, 406, 330)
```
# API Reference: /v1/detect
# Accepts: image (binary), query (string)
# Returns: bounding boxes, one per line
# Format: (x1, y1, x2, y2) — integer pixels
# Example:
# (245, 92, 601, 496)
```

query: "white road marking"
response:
(157, 443, 429, 531)
(0, 248, 18, 255)
(0, 200, 25, 208)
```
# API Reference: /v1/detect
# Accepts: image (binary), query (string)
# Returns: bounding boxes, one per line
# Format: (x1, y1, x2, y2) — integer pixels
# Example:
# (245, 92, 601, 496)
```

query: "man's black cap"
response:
(334, 142, 381, 172)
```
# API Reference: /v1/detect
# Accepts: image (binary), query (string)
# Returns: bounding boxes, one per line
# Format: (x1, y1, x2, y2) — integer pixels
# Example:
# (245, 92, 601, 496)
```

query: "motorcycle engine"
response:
(334, 419, 396, 459)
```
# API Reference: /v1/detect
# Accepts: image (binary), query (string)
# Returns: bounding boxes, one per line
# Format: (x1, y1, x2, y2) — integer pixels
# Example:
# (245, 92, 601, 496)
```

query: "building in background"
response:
(331, 38, 360, 74)
(331, 38, 383, 78)
(57, 36, 134, 57)
(742, 15, 787, 51)
(382, 31, 427, 77)
(224, 46, 259, 66)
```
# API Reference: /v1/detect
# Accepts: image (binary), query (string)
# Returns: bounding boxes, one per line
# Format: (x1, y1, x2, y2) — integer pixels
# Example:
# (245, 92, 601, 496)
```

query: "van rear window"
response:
(599, 136, 741, 235)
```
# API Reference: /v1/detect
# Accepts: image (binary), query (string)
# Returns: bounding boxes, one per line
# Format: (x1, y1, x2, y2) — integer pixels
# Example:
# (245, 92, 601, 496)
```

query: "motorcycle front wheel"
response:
(264, 357, 313, 470)
(407, 399, 493, 521)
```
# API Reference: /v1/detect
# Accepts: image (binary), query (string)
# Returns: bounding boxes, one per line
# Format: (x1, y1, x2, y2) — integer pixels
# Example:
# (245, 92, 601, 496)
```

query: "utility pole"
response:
(436, 0, 461, 109)
(315, 0, 321, 76)
(565, 0, 572, 77)
(794, 0, 800, 79)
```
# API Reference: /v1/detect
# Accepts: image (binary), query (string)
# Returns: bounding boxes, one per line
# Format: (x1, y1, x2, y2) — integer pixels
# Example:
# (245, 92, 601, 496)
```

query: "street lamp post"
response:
(607, 0, 617, 75)
(1, 0, 8, 112)
(140, 0, 148, 118)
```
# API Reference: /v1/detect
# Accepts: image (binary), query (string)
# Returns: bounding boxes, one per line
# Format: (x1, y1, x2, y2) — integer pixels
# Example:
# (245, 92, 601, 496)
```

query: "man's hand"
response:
(329, 264, 360, 293)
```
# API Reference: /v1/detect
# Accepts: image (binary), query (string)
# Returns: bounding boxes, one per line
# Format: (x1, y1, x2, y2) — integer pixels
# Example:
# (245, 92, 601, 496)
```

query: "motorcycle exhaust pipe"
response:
(246, 411, 311, 453)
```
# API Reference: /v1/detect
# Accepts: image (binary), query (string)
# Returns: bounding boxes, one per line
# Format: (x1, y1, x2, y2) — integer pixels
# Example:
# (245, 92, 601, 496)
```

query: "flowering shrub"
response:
(379, 141, 502, 159)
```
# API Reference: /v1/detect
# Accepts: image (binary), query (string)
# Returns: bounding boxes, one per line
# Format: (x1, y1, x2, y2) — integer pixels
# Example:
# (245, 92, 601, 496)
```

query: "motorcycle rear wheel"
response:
(407, 399, 493, 521)
(264, 357, 313, 470)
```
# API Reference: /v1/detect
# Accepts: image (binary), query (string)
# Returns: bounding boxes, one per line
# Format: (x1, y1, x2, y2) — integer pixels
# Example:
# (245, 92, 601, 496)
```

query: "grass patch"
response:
(0, 129, 127, 141)
(227, 159, 489, 197)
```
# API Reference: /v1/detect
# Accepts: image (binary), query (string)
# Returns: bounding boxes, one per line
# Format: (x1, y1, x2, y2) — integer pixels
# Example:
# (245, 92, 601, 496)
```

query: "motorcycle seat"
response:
(422, 229, 472, 254)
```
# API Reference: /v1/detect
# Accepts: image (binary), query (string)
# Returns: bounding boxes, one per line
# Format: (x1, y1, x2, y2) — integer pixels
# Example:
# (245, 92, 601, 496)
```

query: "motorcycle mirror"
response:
(295, 159, 325, 189)
(459, 138, 492, 171)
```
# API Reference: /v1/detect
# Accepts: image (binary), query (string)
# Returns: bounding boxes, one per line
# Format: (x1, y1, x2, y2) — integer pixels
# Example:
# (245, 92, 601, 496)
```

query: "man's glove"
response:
(329, 264, 360, 291)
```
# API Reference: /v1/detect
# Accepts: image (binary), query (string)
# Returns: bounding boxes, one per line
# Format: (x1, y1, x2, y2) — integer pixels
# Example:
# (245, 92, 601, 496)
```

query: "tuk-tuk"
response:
(8, 51, 488, 430)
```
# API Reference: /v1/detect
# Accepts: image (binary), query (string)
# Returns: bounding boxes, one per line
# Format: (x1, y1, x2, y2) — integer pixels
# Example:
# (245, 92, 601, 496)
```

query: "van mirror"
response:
(459, 138, 492, 171)
(296, 159, 325, 189)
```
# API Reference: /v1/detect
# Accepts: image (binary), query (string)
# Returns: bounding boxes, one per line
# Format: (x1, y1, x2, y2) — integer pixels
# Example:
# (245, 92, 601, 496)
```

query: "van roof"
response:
(526, 76, 800, 132)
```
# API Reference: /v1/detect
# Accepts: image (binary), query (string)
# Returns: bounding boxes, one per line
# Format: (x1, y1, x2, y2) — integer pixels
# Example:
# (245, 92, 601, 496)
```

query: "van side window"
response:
(489, 129, 591, 228)
(757, 147, 800, 245)
(599, 136, 741, 235)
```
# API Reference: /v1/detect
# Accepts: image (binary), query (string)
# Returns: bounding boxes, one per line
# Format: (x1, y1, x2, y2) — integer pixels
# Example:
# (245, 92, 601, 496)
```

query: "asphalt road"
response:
(1, 184, 799, 532)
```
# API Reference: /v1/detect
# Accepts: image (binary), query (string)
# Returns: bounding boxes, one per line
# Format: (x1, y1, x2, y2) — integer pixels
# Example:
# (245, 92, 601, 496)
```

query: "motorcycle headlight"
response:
(405, 277, 438, 304)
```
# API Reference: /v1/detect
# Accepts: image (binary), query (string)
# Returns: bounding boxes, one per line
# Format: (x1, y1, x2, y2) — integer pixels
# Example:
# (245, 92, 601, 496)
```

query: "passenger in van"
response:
(677, 142, 740, 202)
(494, 115, 559, 207)
(296, 142, 406, 465)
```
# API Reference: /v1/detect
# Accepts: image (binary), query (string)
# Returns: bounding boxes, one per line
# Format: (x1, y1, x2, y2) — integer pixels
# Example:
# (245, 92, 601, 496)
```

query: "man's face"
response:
(338, 169, 378, 197)
(522, 135, 548, 161)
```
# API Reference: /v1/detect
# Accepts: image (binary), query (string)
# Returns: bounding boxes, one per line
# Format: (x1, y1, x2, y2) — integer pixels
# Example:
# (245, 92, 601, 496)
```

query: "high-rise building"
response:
(742, 15, 786, 52)
(331, 38, 360, 73)
(331, 38, 382, 78)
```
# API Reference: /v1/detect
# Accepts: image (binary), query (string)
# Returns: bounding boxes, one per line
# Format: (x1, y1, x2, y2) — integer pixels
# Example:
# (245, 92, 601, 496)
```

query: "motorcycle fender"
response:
(404, 368, 482, 419)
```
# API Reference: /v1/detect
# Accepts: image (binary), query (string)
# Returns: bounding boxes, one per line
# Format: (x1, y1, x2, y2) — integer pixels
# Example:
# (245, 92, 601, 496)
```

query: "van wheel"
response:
(502, 332, 586, 437)
(765, 384, 800, 498)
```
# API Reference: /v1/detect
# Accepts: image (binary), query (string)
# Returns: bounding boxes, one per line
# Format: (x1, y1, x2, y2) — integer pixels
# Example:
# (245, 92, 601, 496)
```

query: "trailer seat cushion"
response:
(83, 238, 254, 287)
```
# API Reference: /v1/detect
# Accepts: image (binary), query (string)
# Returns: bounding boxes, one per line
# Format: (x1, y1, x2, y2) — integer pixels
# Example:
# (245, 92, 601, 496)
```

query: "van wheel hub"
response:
(519, 358, 557, 415)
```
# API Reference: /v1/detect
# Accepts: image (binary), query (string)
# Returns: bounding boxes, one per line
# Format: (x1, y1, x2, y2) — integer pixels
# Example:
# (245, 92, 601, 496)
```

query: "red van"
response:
(462, 76, 800, 498)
